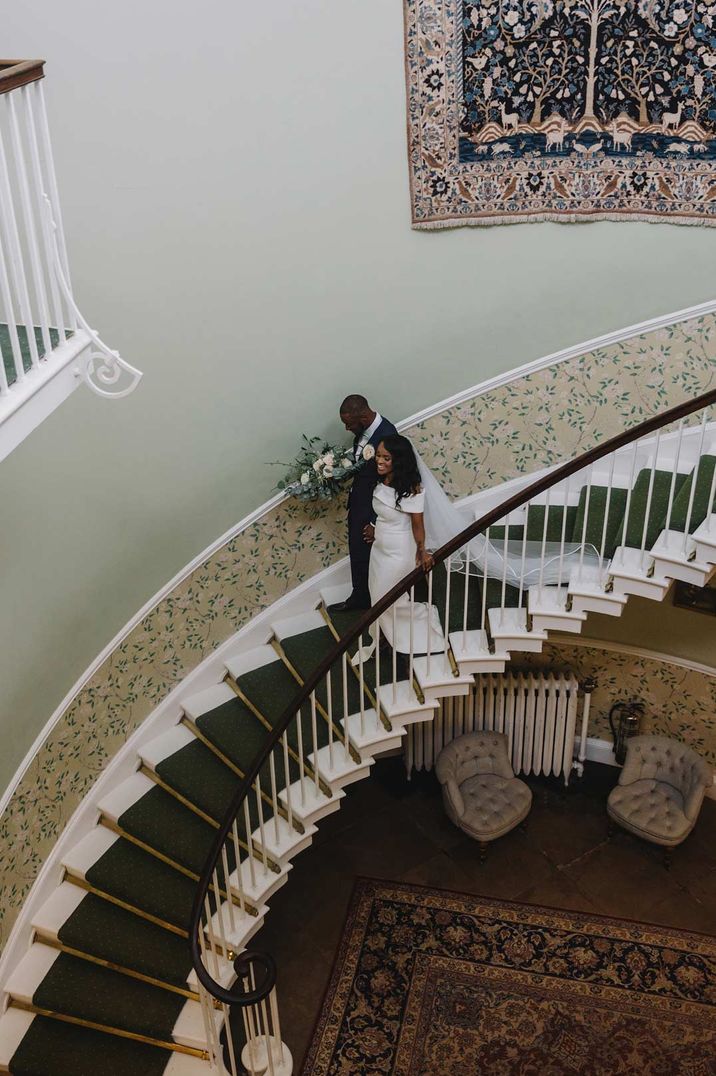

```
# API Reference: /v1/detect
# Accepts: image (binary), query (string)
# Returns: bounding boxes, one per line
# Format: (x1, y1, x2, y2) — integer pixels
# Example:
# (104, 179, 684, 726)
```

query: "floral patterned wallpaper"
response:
(516, 642, 716, 766)
(0, 312, 714, 951)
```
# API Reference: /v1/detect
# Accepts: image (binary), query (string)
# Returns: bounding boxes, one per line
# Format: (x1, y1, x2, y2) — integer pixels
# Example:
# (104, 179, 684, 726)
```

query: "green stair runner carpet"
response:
(9, 1016, 174, 1076)
(0, 324, 61, 386)
(669, 456, 716, 533)
(57, 893, 192, 990)
(32, 954, 185, 1042)
(84, 837, 198, 931)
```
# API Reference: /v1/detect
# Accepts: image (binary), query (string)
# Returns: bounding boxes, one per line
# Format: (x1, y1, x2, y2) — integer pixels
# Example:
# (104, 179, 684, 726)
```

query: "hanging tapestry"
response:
(404, 0, 716, 227)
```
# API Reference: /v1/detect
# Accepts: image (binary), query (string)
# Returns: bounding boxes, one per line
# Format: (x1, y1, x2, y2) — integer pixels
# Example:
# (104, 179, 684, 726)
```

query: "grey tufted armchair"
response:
(435, 732, 532, 860)
(607, 734, 713, 867)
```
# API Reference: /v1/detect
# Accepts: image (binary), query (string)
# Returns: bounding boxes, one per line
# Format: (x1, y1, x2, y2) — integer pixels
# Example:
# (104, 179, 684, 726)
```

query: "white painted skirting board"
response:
(3, 298, 715, 817)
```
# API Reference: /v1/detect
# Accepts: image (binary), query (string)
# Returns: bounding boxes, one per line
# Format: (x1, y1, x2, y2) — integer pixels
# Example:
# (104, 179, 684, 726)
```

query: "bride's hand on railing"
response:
(416, 545, 434, 572)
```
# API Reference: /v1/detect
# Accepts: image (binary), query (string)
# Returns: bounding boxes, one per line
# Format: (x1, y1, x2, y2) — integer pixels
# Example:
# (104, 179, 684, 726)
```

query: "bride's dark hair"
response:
(380, 435, 422, 508)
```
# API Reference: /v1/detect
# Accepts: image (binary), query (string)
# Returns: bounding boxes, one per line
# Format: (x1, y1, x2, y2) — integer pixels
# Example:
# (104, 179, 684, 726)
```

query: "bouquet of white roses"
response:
(270, 435, 368, 502)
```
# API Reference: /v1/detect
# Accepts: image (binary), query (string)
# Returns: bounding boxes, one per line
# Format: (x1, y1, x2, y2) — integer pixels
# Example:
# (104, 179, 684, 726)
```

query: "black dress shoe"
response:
(328, 596, 370, 613)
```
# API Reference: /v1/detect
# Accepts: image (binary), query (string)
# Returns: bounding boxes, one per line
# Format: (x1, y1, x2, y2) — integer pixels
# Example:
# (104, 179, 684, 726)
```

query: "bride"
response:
(357, 434, 445, 660)
(353, 432, 602, 664)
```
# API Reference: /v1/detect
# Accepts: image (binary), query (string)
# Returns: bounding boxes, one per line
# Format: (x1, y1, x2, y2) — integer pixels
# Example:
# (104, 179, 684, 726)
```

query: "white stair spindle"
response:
(35, 81, 75, 321)
(558, 475, 569, 587)
(443, 557, 452, 661)
(579, 464, 593, 571)
(599, 453, 616, 570)
(6, 92, 52, 356)
(481, 527, 490, 631)
(426, 570, 434, 677)
(295, 710, 307, 806)
(220, 847, 236, 931)
(310, 692, 321, 789)
(640, 428, 662, 558)
(269, 751, 281, 844)
(231, 819, 247, 911)
(409, 587, 415, 685)
(254, 776, 269, 870)
(22, 85, 65, 342)
(537, 487, 551, 594)
(618, 439, 640, 563)
(500, 513, 510, 624)
(665, 418, 686, 532)
(461, 540, 471, 648)
(683, 408, 709, 549)
(242, 803, 257, 890)
(342, 655, 350, 763)
(0, 123, 39, 371)
(326, 670, 334, 771)
(281, 733, 293, 831)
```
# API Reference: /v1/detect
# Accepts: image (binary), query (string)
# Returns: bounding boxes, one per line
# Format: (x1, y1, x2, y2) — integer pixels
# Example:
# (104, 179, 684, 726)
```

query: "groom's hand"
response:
(362, 523, 375, 544)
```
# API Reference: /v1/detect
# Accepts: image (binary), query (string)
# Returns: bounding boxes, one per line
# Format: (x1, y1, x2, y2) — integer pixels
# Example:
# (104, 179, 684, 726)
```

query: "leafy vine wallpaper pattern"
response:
(0, 313, 714, 950)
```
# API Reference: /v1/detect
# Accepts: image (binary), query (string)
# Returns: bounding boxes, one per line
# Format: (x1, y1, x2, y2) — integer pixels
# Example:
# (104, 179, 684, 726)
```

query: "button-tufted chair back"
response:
(435, 732, 515, 787)
(620, 734, 713, 820)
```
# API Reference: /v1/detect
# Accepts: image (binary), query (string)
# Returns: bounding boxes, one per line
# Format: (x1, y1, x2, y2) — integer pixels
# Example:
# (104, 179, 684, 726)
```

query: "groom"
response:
(330, 394, 397, 612)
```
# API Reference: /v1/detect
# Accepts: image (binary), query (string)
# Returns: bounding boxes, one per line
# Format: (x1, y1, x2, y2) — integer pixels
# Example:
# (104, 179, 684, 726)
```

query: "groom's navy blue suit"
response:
(347, 415, 397, 606)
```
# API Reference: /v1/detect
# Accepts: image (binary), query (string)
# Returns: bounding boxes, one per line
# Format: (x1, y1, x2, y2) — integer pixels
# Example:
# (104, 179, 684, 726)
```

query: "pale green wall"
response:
(0, 0, 714, 794)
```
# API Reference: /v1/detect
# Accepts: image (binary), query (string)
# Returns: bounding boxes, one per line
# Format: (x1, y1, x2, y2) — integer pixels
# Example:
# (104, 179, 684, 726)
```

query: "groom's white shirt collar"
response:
(356, 413, 382, 456)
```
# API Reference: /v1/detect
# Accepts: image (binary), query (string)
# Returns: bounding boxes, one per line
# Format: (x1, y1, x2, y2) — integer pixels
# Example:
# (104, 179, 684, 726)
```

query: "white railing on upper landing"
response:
(0, 59, 142, 462)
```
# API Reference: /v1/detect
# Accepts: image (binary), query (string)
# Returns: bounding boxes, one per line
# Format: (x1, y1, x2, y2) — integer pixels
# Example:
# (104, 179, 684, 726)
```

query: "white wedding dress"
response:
(362, 483, 444, 657)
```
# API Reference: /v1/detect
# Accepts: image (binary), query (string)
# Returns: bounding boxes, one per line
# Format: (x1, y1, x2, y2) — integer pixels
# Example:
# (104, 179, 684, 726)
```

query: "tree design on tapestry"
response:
(461, 0, 716, 158)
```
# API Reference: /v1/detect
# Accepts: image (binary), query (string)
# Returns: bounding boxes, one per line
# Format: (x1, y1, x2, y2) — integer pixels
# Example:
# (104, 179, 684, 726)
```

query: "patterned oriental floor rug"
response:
(404, 0, 716, 228)
(302, 879, 716, 1074)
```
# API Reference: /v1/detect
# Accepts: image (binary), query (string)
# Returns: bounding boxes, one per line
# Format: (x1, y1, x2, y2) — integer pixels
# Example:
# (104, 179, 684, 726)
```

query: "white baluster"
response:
(443, 557, 452, 662)
(326, 670, 334, 772)
(242, 802, 257, 890)
(537, 488, 551, 595)
(221, 847, 236, 932)
(22, 85, 65, 342)
(254, 776, 269, 871)
(664, 418, 686, 533)
(342, 655, 351, 764)
(639, 429, 662, 560)
(391, 604, 397, 704)
(500, 513, 510, 625)
(599, 453, 616, 571)
(619, 438, 640, 561)
(35, 82, 75, 321)
(481, 527, 489, 632)
(231, 819, 247, 913)
(426, 571, 434, 677)
(310, 692, 321, 789)
(461, 540, 471, 649)
(579, 464, 593, 571)
(269, 752, 281, 844)
(558, 475, 569, 587)
(683, 408, 709, 551)
(295, 709, 307, 806)
(282, 733, 293, 831)
(5, 93, 52, 355)
(0, 121, 38, 371)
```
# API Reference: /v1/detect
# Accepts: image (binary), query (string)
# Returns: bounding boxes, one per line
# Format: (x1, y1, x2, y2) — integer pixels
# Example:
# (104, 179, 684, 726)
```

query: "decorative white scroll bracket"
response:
(42, 194, 143, 399)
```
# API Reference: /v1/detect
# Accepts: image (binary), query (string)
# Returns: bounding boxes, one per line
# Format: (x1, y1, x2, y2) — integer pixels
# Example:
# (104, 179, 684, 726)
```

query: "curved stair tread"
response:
(6, 1015, 179, 1076)
(29, 951, 186, 1043)
(111, 785, 223, 877)
(84, 837, 197, 932)
(54, 892, 194, 991)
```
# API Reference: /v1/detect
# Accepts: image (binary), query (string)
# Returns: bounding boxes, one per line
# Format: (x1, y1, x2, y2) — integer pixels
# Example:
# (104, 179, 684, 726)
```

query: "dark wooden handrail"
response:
(190, 384, 716, 1006)
(0, 60, 45, 95)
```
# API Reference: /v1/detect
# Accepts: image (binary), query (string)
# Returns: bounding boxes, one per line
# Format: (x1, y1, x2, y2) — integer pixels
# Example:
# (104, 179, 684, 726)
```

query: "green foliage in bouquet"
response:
(270, 435, 365, 502)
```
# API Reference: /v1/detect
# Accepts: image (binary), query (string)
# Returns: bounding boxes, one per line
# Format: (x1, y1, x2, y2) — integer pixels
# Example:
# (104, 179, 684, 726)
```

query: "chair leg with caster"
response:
(478, 841, 489, 863)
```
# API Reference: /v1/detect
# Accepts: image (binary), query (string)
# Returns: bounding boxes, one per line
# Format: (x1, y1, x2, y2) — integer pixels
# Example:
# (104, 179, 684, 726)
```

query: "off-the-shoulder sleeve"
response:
(401, 491, 425, 513)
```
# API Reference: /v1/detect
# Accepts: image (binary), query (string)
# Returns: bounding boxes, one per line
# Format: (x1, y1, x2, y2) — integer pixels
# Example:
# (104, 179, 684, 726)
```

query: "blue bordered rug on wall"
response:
(404, 0, 716, 227)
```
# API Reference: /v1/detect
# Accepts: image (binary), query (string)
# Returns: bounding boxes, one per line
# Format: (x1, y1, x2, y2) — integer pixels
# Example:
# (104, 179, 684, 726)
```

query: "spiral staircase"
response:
(1, 392, 716, 1075)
